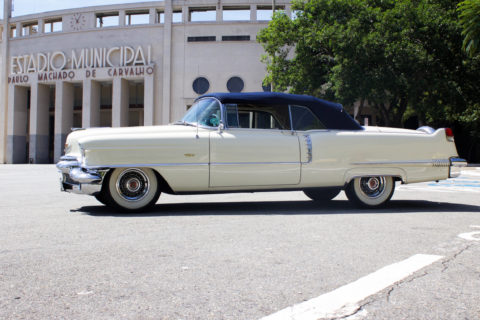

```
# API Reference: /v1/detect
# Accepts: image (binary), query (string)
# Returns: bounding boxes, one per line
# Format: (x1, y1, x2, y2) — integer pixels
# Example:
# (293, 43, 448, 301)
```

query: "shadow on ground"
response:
(71, 199, 480, 218)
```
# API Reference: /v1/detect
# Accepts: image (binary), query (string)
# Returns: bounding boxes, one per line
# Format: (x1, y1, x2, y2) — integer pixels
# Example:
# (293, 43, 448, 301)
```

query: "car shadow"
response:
(71, 199, 480, 217)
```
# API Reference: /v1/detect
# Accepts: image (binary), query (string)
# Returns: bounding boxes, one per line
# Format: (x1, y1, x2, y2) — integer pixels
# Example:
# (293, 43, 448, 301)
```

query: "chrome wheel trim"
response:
(359, 177, 386, 199)
(115, 168, 150, 202)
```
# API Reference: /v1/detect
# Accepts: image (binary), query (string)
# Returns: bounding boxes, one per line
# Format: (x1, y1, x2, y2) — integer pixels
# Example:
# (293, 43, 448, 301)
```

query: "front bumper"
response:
(56, 156, 107, 195)
(449, 157, 468, 178)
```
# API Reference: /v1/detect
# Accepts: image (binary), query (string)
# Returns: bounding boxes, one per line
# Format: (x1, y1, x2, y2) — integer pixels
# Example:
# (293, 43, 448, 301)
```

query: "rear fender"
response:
(344, 168, 407, 185)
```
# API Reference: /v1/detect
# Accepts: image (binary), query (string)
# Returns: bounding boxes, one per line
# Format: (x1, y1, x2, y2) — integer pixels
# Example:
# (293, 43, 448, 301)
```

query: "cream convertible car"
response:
(57, 92, 466, 211)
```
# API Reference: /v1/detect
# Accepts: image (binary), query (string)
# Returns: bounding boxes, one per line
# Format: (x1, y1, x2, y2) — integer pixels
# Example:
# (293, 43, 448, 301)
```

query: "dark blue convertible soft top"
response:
(197, 92, 362, 130)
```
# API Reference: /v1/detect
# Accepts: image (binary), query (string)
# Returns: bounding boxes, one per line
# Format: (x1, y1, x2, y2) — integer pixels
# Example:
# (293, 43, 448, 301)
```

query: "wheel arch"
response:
(100, 166, 175, 194)
(343, 168, 406, 187)
(151, 168, 175, 194)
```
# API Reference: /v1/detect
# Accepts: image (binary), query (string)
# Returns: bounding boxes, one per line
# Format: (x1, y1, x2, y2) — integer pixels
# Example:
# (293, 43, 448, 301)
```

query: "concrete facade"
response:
(0, 0, 290, 163)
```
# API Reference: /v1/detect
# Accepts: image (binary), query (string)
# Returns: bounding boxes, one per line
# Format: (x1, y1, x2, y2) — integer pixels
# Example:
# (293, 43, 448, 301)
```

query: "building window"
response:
(193, 77, 210, 94)
(188, 36, 216, 42)
(172, 10, 183, 23)
(96, 13, 119, 28)
(189, 7, 216, 22)
(44, 18, 62, 33)
(126, 11, 149, 25)
(256, 6, 285, 21)
(222, 6, 250, 21)
(10, 25, 17, 37)
(23, 22, 39, 36)
(157, 10, 165, 23)
(222, 35, 250, 41)
(227, 77, 244, 93)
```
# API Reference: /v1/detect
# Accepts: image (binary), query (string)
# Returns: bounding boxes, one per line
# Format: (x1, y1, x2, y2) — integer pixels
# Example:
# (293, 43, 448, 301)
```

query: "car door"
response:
(209, 103, 301, 188)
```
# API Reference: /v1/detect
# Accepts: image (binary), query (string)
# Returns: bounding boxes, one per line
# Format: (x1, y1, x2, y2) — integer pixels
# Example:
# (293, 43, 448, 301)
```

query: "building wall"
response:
(0, 0, 290, 164)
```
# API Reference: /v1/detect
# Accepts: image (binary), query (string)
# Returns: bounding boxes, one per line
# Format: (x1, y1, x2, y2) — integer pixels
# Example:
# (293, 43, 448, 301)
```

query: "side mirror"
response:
(218, 121, 225, 133)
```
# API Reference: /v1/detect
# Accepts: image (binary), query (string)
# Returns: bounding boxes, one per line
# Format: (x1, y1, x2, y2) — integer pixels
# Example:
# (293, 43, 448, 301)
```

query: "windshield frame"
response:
(179, 97, 224, 129)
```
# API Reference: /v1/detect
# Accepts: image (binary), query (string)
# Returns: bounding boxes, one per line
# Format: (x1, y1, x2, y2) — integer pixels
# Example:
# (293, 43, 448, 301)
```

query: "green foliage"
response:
(458, 0, 480, 57)
(257, 0, 480, 161)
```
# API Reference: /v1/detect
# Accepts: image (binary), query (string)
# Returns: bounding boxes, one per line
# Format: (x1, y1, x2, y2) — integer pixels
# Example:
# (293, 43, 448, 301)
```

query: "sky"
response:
(2, 0, 155, 17)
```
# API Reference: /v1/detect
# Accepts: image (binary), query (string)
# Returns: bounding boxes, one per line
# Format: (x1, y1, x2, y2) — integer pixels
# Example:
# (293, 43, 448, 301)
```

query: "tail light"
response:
(445, 128, 454, 142)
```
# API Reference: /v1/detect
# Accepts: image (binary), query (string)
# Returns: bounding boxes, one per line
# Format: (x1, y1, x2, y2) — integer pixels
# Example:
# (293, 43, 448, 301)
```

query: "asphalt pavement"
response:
(0, 165, 479, 320)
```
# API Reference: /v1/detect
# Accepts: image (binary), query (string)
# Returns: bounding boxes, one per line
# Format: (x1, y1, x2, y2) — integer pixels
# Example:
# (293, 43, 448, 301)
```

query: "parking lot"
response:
(1, 165, 479, 319)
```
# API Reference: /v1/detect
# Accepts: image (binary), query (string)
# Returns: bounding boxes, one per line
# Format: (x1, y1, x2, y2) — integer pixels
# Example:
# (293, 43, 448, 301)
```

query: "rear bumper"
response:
(56, 156, 107, 195)
(449, 157, 468, 178)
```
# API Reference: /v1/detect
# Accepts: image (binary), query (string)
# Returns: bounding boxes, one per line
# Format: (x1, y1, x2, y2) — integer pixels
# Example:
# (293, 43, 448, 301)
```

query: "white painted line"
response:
(260, 254, 443, 320)
(458, 231, 480, 241)
(458, 226, 480, 241)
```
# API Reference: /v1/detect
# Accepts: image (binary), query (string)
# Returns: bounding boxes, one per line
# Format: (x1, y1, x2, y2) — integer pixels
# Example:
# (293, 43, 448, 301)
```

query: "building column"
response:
(119, 10, 126, 26)
(6, 85, 29, 164)
(54, 81, 74, 162)
(285, 5, 292, 18)
(37, 19, 44, 34)
(112, 77, 129, 127)
(29, 82, 50, 163)
(149, 8, 156, 24)
(1, 1, 12, 163)
(15, 22, 22, 37)
(216, 4, 223, 22)
(144, 75, 154, 126)
(162, 0, 173, 124)
(82, 78, 100, 128)
(250, 5, 257, 21)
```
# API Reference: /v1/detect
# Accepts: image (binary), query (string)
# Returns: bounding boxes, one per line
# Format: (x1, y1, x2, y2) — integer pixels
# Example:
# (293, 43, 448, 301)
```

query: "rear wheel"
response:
(304, 188, 341, 202)
(345, 176, 395, 208)
(104, 168, 161, 212)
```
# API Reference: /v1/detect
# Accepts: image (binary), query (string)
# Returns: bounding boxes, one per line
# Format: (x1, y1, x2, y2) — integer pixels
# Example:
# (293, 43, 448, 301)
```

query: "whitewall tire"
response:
(345, 176, 395, 208)
(105, 168, 161, 212)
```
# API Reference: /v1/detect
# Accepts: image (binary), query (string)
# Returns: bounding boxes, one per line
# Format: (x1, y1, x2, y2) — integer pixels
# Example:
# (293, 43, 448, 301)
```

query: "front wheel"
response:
(345, 176, 395, 208)
(104, 168, 161, 212)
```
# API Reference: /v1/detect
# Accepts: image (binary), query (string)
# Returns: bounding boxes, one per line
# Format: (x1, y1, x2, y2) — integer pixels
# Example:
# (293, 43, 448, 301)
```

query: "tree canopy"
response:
(257, 0, 480, 161)
(458, 0, 480, 57)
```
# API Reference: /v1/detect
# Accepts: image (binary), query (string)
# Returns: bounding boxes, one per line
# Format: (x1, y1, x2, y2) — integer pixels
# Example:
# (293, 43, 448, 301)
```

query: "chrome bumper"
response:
(56, 156, 107, 195)
(449, 157, 467, 178)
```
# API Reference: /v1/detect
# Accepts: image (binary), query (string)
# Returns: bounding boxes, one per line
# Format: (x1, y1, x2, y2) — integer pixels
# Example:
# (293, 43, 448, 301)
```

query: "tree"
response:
(257, 0, 480, 161)
(458, 0, 480, 57)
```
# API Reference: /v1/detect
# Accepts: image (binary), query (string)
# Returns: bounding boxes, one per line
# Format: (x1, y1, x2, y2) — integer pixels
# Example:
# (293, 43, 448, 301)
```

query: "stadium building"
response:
(0, 0, 291, 164)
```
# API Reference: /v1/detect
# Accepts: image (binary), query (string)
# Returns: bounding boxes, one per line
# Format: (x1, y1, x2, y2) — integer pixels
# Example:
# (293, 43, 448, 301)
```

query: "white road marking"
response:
(458, 225, 480, 241)
(260, 254, 443, 320)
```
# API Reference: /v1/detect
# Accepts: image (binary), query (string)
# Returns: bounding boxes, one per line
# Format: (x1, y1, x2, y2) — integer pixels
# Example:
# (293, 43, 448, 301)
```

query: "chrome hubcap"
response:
(116, 169, 150, 201)
(359, 177, 386, 198)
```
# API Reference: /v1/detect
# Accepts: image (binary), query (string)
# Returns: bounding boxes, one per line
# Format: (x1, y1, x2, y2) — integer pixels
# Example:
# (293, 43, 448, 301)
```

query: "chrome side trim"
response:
(302, 134, 312, 164)
(210, 161, 299, 166)
(84, 162, 210, 169)
(351, 160, 450, 167)
(85, 161, 303, 169)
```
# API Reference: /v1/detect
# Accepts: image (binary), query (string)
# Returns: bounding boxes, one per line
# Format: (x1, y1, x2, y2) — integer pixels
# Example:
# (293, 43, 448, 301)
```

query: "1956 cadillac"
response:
(57, 92, 467, 211)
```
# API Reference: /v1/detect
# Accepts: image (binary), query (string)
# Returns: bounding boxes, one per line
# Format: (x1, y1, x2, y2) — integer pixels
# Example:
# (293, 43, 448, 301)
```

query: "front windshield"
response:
(181, 98, 222, 127)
